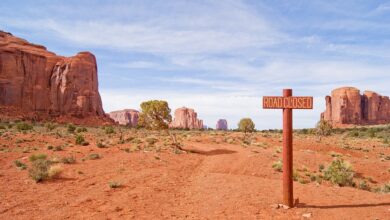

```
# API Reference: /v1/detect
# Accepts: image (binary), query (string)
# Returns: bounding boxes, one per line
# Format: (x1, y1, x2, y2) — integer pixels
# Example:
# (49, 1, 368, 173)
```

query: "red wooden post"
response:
(283, 89, 293, 207)
(262, 89, 313, 208)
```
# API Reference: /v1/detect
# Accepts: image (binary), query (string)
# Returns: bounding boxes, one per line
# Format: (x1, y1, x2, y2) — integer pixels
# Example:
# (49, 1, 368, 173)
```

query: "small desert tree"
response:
(138, 100, 183, 150)
(316, 119, 333, 137)
(139, 100, 172, 130)
(238, 118, 255, 142)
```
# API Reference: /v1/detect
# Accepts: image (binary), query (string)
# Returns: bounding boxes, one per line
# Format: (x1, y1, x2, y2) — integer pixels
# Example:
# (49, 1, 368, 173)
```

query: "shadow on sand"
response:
(187, 148, 237, 156)
(297, 202, 390, 209)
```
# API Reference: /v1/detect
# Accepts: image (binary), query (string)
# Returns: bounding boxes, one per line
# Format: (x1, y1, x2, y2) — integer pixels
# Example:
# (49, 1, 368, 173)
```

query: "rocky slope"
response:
(216, 119, 228, 130)
(170, 107, 203, 129)
(321, 87, 390, 127)
(109, 109, 139, 127)
(0, 31, 109, 124)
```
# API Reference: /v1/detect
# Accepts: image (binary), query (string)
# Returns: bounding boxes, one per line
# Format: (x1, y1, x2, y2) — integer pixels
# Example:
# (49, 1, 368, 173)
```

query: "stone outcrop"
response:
(0, 31, 108, 124)
(170, 107, 203, 129)
(321, 87, 390, 127)
(109, 109, 139, 127)
(216, 119, 228, 130)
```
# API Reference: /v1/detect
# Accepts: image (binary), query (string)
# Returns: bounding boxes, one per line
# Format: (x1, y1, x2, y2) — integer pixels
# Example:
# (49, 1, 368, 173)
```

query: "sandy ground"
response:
(0, 128, 389, 219)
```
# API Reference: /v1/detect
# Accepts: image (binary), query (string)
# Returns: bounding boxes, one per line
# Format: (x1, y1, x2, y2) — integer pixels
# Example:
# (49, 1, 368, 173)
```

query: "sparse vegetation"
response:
(323, 159, 355, 187)
(108, 181, 121, 189)
(61, 155, 76, 164)
(75, 134, 89, 146)
(14, 160, 27, 170)
(104, 126, 115, 134)
(16, 122, 33, 132)
(316, 119, 332, 136)
(87, 153, 100, 160)
(67, 124, 76, 133)
(28, 158, 61, 182)
(29, 153, 47, 162)
(76, 127, 87, 133)
(45, 123, 56, 131)
(272, 160, 283, 172)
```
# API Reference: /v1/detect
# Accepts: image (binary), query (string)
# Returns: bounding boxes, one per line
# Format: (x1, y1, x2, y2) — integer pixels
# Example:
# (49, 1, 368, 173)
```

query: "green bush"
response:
(272, 160, 283, 172)
(29, 159, 51, 182)
(88, 153, 100, 160)
(316, 120, 332, 136)
(75, 134, 88, 145)
(67, 124, 76, 133)
(324, 159, 355, 187)
(61, 155, 76, 164)
(29, 153, 47, 162)
(45, 123, 56, 131)
(16, 122, 33, 131)
(104, 126, 115, 134)
(108, 181, 121, 189)
(76, 127, 87, 133)
(14, 160, 27, 170)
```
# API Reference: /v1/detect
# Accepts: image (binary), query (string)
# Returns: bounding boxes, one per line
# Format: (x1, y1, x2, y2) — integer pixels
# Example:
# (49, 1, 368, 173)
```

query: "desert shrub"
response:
(53, 146, 63, 151)
(14, 160, 27, 170)
(29, 153, 47, 162)
(272, 160, 283, 172)
(358, 180, 370, 191)
(108, 181, 121, 188)
(88, 153, 100, 160)
(316, 119, 332, 136)
(0, 125, 6, 130)
(138, 100, 172, 130)
(47, 145, 54, 150)
(29, 159, 51, 182)
(238, 118, 255, 134)
(96, 141, 106, 148)
(76, 127, 87, 133)
(16, 122, 33, 131)
(61, 155, 76, 164)
(104, 126, 115, 134)
(379, 183, 390, 193)
(48, 165, 63, 179)
(146, 137, 158, 146)
(75, 134, 89, 145)
(324, 159, 355, 187)
(67, 124, 76, 133)
(45, 123, 56, 131)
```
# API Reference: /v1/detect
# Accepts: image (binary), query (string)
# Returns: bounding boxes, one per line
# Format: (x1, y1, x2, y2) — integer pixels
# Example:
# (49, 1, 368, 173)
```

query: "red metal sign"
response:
(263, 96, 313, 109)
(262, 89, 313, 208)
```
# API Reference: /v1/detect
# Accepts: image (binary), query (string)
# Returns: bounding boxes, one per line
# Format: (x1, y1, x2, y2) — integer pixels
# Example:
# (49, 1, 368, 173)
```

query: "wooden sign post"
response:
(263, 89, 313, 207)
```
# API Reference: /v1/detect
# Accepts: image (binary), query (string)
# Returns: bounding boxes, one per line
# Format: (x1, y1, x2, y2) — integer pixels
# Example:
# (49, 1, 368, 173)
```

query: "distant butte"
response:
(321, 87, 390, 127)
(170, 107, 203, 130)
(0, 31, 111, 125)
(109, 109, 139, 127)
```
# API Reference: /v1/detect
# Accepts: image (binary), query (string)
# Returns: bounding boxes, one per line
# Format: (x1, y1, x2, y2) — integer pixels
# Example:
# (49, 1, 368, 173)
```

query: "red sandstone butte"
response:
(321, 87, 390, 127)
(109, 109, 139, 127)
(170, 107, 203, 130)
(0, 31, 109, 124)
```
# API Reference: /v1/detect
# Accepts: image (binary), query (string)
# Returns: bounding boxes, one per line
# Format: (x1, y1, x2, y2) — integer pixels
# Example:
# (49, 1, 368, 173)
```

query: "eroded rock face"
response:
(170, 107, 203, 129)
(0, 31, 107, 124)
(321, 87, 390, 127)
(109, 109, 139, 127)
(216, 119, 228, 130)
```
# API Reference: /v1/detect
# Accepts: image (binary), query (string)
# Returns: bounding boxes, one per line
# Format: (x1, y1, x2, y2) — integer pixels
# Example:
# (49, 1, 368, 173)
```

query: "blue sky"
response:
(1, 0, 390, 129)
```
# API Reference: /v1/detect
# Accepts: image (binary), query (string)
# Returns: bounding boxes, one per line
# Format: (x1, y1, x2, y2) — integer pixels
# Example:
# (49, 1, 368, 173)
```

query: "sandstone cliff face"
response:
(170, 107, 203, 129)
(321, 87, 390, 127)
(0, 31, 107, 124)
(109, 109, 139, 127)
(216, 119, 228, 130)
